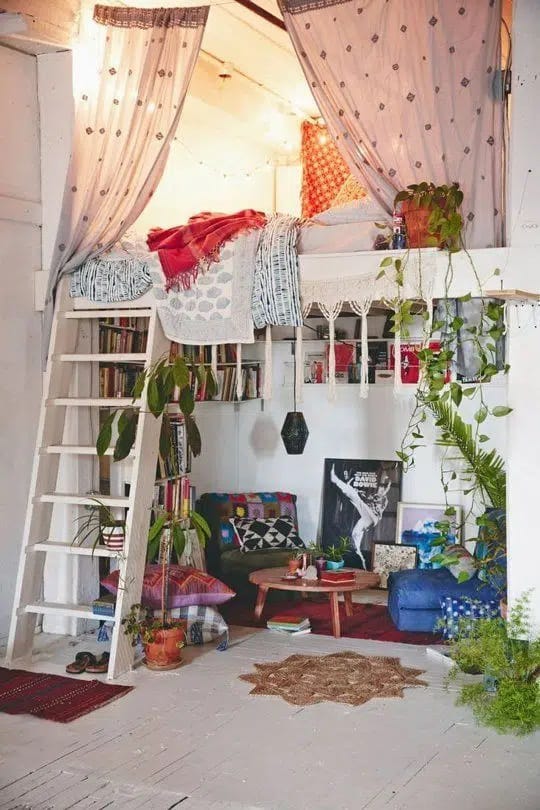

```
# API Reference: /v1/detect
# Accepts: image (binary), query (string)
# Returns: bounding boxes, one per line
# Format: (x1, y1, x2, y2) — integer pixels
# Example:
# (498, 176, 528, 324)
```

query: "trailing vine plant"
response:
(378, 182, 511, 548)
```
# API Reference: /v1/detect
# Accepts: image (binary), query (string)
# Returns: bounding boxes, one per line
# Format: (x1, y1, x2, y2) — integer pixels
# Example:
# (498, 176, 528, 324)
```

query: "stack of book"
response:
(266, 616, 311, 636)
(99, 317, 148, 353)
(319, 570, 357, 586)
(92, 595, 116, 618)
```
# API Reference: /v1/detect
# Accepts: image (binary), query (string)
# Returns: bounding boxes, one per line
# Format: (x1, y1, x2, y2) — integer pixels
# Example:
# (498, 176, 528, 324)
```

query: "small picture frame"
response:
(372, 542, 418, 588)
(396, 502, 462, 570)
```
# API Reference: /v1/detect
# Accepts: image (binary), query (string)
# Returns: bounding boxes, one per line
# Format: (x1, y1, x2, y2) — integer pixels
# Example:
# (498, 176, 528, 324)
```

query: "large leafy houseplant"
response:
(96, 354, 216, 461)
(122, 508, 211, 670)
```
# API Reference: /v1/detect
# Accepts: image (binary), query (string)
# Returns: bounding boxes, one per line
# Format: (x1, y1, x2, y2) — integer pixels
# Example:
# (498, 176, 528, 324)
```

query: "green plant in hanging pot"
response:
(96, 353, 217, 461)
(71, 497, 126, 554)
(394, 181, 464, 251)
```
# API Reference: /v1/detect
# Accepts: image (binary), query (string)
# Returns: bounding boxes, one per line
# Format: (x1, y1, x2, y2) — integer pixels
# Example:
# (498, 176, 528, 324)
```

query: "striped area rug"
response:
(0, 667, 133, 723)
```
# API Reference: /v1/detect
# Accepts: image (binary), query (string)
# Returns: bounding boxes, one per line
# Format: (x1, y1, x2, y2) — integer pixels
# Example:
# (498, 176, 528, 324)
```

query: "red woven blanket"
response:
(147, 209, 267, 290)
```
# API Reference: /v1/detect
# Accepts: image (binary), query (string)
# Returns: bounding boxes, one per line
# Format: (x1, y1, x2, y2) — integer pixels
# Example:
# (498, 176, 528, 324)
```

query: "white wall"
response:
(505, 0, 540, 629)
(0, 46, 42, 635)
(190, 333, 508, 546)
(134, 94, 278, 235)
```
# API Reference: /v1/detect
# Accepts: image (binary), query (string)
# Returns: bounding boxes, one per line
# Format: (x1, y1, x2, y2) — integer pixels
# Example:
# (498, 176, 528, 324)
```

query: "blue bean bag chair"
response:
(387, 567, 500, 633)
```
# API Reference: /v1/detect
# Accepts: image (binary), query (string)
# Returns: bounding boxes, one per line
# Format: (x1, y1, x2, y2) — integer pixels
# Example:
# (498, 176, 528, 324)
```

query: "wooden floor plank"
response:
(1, 628, 539, 810)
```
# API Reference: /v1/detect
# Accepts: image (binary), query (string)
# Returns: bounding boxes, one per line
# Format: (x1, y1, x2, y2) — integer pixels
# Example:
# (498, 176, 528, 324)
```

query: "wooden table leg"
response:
(343, 591, 354, 617)
(329, 591, 341, 638)
(254, 585, 268, 622)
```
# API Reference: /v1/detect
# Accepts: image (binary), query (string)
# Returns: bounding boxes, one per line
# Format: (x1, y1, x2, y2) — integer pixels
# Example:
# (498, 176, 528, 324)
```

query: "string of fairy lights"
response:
(171, 136, 302, 180)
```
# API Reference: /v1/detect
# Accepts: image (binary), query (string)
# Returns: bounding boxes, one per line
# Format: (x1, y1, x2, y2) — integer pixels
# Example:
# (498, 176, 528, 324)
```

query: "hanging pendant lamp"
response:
(281, 338, 309, 454)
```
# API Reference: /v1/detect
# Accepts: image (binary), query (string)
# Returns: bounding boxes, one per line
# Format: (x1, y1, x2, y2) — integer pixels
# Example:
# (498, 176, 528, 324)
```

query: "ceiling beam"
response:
(234, 0, 286, 31)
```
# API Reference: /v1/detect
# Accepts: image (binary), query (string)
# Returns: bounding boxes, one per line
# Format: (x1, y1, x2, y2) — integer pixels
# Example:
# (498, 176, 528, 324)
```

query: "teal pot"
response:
(325, 559, 344, 571)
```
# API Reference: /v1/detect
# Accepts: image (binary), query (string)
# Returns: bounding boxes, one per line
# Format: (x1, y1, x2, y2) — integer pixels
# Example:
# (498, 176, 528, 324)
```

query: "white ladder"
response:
(5, 280, 169, 679)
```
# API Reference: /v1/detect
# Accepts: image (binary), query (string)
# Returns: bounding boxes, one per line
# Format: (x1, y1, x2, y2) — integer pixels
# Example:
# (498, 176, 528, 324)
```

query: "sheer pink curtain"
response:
(280, 0, 504, 247)
(47, 4, 208, 301)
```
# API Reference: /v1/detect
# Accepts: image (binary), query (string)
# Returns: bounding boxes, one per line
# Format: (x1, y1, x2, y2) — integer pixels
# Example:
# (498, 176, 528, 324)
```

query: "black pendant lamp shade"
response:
(281, 411, 309, 454)
(281, 336, 309, 454)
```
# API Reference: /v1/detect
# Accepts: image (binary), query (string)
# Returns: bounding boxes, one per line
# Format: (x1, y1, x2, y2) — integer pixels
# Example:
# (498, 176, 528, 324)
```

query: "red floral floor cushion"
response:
(102, 565, 235, 609)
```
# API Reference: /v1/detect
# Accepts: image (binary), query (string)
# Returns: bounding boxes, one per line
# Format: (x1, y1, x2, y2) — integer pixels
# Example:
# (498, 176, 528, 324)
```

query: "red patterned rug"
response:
(222, 599, 439, 646)
(0, 667, 133, 723)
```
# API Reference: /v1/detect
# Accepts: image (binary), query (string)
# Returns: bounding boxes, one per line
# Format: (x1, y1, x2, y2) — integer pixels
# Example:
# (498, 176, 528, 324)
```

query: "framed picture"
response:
(321, 459, 402, 570)
(396, 502, 462, 569)
(372, 542, 418, 589)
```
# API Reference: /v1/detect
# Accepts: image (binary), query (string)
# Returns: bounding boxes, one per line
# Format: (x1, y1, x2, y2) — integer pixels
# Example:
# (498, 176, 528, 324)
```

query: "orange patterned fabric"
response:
(301, 120, 351, 219)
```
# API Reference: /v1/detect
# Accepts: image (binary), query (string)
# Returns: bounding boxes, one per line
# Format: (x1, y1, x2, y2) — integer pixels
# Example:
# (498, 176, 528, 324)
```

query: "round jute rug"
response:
(239, 651, 427, 707)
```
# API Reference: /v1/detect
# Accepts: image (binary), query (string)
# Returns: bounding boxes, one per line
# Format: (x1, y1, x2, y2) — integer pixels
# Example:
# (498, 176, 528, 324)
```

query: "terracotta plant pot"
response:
(143, 621, 187, 671)
(288, 559, 301, 575)
(401, 201, 435, 248)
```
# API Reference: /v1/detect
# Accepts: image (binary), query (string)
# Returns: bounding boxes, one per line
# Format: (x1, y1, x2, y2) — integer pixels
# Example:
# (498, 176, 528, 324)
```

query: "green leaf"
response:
(474, 405, 488, 424)
(457, 571, 471, 583)
(159, 415, 171, 461)
(491, 405, 512, 417)
(96, 410, 116, 456)
(196, 364, 207, 389)
(463, 387, 476, 398)
(478, 434, 489, 443)
(494, 267, 501, 276)
(148, 513, 167, 543)
(172, 523, 186, 561)
(450, 383, 462, 407)
(132, 371, 146, 400)
(179, 386, 195, 416)
(184, 414, 202, 457)
(147, 377, 162, 417)
(376, 270, 386, 280)
(173, 357, 190, 391)
(379, 257, 393, 268)
(113, 412, 137, 461)
(458, 293, 472, 303)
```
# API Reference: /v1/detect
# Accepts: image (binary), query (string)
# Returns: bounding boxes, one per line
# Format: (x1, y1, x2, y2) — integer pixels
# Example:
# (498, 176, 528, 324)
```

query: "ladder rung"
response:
(48, 398, 141, 407)
(42, 445, 135, 457)
(56, 353, 147, 363)
(63, 309, 153, 319)
(24, 602, 118, 621)
(37, 493, 130, 507)
(27, 542, 122, 558)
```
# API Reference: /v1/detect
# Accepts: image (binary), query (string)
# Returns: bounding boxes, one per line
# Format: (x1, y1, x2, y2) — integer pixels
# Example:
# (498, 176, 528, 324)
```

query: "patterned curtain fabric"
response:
(280, 0, 504, 247)
(47, 3, 209, 301)
(301, 120, 350, 218)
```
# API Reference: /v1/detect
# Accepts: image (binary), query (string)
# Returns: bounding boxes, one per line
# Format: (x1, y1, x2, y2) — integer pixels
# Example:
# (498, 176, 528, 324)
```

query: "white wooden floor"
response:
(1, 626, 539, 810)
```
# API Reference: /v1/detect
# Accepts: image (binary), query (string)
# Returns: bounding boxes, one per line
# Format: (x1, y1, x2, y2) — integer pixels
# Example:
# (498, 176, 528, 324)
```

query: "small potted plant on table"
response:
(323, 536, 351, 570)
(72, 498, 126, 553)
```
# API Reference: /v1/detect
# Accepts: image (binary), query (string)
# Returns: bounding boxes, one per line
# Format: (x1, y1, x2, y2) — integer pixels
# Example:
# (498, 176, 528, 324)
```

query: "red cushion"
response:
(101, 565, 235, 609)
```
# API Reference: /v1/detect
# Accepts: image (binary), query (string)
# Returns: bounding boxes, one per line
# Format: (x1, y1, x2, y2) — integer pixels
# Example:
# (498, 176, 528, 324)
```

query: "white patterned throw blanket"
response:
(252, 214, 303, 328)
(153, 229, 260, 345)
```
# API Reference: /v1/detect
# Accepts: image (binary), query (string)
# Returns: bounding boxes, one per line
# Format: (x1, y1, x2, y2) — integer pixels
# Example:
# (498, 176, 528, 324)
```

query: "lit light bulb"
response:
(318, 133, 328, 146)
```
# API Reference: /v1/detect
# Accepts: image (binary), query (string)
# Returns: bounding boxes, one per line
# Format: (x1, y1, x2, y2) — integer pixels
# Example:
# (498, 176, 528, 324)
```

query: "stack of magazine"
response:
(266, 615, 311, 636)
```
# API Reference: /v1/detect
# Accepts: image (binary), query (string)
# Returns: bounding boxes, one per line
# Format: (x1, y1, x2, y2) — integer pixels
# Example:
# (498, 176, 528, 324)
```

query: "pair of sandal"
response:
(66, 651, 109, 674)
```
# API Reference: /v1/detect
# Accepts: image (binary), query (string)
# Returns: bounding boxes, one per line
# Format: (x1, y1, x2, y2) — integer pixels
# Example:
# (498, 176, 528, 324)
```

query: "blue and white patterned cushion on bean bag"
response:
(440, 596, 500, 640)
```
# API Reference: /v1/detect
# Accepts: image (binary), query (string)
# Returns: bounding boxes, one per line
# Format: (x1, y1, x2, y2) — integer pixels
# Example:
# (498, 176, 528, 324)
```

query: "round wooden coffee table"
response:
(249, 567, 380, 638)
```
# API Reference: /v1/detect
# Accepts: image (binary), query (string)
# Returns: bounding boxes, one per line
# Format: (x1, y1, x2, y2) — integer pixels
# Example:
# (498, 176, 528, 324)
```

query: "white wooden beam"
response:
(0, 194, 41, 226)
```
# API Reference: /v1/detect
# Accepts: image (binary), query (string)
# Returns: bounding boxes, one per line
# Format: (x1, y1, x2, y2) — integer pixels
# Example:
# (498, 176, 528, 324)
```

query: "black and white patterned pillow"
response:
(230, 516, 304, 553)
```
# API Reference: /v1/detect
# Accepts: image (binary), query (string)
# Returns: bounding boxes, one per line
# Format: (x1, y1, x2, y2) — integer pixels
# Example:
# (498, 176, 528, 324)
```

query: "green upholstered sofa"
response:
(197, 491, 300, 594)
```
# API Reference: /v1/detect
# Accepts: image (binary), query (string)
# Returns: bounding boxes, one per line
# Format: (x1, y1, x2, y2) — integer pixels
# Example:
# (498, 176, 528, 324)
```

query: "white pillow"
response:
(312, 198, 388, 225)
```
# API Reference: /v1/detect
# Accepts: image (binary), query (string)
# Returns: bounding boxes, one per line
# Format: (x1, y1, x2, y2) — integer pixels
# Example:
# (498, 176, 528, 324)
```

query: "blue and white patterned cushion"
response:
(440, 596, 501, 640)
